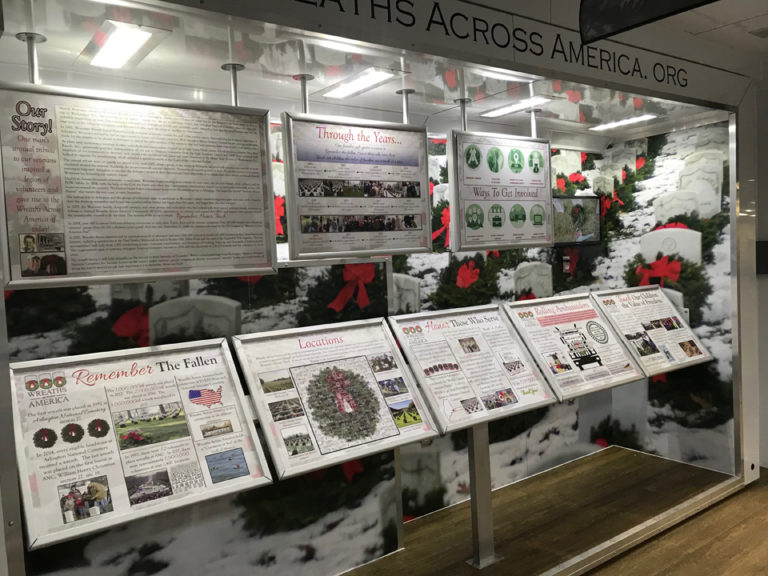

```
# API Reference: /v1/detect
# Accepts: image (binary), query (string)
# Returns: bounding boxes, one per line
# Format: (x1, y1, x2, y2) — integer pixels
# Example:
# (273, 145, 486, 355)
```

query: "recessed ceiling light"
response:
(322, 68, 397, 99)
(589, 114, 658, 131)
(79, 20, 169, 70)
(474, 69, 541, 83)
(480, 96, 551, 118)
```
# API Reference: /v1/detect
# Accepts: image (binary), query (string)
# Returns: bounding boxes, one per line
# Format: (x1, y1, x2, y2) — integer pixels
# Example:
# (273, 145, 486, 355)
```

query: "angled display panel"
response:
(450, 130, 553, 251)
(592, 286, 712, 376)
(503, 294, 644, 401)
(389, 305, 555, 434)
(233, 319, 436, 478)
(10, 339, 272, 549)
(0, 84, 277, 288)
(283, 112, 431, 259)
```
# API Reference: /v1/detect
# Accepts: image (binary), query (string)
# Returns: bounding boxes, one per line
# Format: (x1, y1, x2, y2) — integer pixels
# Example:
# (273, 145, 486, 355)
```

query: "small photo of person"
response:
(22, 254, 41, 277)
(20, 234, 36, 253)
(57, 475, 113, 524)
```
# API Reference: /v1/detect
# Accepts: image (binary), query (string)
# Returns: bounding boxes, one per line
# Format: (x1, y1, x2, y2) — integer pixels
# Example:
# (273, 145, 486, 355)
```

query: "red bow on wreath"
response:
(328, 263, 376, 312)
(635, 256, 681, 287)
(613, 189, 624, 206)
(600, 195, 612, 218)
(432, 206, 450, 247)
(238, 276, 263, 284)
(568, 172, 585, 184)
(518, 290, 537, 301)
(556, 177, 566, 192)
(274, 196, 285, 236)
(654, 222, 689, 231)
(112, 305, 149, 347)
(456, 261, 480, 288)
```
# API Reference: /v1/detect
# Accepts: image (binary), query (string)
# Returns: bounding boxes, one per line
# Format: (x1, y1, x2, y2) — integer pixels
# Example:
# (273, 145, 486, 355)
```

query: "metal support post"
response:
(455, 98, 472, 131)
(529, 82, 538, 139)
(396, 88, 415, 125)
(467, 422, 501, 569)
(221, 63, 245, 107)
(15, 32, 45, 85)
(293, 74, 314, 114)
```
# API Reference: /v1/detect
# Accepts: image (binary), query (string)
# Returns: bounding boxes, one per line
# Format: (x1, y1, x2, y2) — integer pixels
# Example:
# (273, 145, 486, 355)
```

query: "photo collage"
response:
(298, 179, 421, 199)
(300, 214, 422, 234)
(19, 232, 67, 277)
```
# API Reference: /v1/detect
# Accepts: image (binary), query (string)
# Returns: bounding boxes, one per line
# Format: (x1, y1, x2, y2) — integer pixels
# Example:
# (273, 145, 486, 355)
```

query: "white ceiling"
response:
(661, 0, 768, 54)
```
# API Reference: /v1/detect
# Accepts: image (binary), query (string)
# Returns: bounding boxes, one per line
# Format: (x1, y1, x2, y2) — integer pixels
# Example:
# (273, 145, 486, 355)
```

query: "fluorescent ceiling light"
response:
(589, 114, 658, 131)
(79, 20, 168, 70)
(323, 68, 396, 99)
(480, 96, 551, 118)
(476, 69, 541, 83)
(90, 23, 152, 69)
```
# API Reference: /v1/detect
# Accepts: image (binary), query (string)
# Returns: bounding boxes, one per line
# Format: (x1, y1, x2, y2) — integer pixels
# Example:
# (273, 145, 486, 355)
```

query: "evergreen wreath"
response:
(87, 418, 110, 438)
(307, 367, 381, 442)
(33, 428, 57, 449)
(61, 423, 84, 444)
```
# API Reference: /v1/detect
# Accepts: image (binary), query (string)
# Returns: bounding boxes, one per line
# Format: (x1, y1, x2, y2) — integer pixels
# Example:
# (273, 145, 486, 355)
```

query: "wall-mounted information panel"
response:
(450, 130, 552, 251)
(233, 319, 436, 479)
(593, 286, 711, 376)
(503, 295, 643, 400)
(283, 113, 431, 259)
(10, 339, 271, 549)
(389, 305, 554, 434)
(0, 84, 276, 288)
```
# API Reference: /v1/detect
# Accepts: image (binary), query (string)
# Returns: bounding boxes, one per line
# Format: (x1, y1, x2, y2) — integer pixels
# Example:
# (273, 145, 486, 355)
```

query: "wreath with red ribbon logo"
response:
(61, 423, 84, 444)
(87, 418, 110, 438)
(33, 428, 57, 449)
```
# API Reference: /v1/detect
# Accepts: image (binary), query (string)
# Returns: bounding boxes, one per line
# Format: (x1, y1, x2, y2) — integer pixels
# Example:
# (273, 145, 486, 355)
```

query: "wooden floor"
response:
(591, 466, 768, 575)
(349, 447, 732, 576)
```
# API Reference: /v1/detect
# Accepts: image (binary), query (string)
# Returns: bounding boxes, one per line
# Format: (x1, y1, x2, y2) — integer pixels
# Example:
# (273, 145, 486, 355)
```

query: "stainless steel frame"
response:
(502, 294, 645, 402)
(231, 318, 437, 479)
(282, 112, 432, 260)
(592, 285, 713, 377)
(0, 82, 278, 289)
(388, 304, 555, 434)
(8, 338, 273, 550)
(449, 129, 554, 252)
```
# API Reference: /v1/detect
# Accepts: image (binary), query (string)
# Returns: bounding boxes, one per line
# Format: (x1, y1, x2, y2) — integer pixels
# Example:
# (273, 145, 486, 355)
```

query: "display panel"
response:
(592, 286, 712, 376)
(0, 84, 276, 287)
(233, 319, 436, 478)
(503, 295, 644, 400)
(389, 305, 555, 434)
(283, 113, 431, 259)
(10, 339, 271, 549)
(553, 196, 601, 246)
(450, 130, 553, 251)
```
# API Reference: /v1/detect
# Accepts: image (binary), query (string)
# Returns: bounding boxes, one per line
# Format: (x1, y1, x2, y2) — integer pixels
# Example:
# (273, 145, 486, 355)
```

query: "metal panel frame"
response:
(232, 317, 437, 479)
(502, 294, 646, 402)
(0, 82, 278, 289)
(388, 304, 556, 434)
(9, 338, 273, 550)
(449, 129, 554, 252)
(591, 285, 713, 377)
(283, 112, 432, 260)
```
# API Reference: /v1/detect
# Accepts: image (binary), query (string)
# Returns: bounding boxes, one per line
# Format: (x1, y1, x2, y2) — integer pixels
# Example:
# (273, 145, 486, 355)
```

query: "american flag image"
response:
(189, 386, 223, 408)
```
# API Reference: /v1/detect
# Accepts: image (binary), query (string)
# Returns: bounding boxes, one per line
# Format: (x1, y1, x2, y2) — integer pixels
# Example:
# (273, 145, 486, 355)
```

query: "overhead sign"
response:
(165, 0, 751, 107)
(580, 0, 718, 44)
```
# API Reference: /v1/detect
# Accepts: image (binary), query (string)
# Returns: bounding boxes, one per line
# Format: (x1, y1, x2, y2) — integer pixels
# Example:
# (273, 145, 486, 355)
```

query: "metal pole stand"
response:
(221, 63, 245, 107)
(396, 88, 415, 124)
(292, 74, 314, 114)
(15, 32, 46, 85)
(466, 422, 502, 569)
(455, 98, 472, 131)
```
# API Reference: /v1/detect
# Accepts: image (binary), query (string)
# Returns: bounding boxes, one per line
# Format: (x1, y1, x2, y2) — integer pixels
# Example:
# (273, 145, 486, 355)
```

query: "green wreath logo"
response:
(87, 418, 110, 438)
(61, 423, 84, 443)
(33, 428, 57, 449)
(307, 366, 381, 442)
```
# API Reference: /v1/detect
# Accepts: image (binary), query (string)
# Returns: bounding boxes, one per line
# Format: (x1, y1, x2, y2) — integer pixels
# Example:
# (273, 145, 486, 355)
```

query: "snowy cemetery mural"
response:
(8, 118, 733, 575)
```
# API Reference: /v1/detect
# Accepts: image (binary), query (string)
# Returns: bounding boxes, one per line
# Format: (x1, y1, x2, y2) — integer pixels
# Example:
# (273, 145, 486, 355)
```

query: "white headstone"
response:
(149, 295, 241, 344)
(432, 183, 449, 204)
(111, 281, 190, 304)
(653, 190, 700, 224)
(393, 273, 421, 314)
(639, 228, 702, 264)
(514, 261, 553, 298)
(592, 175, 614, 195)
(550, 150, 582, 179)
